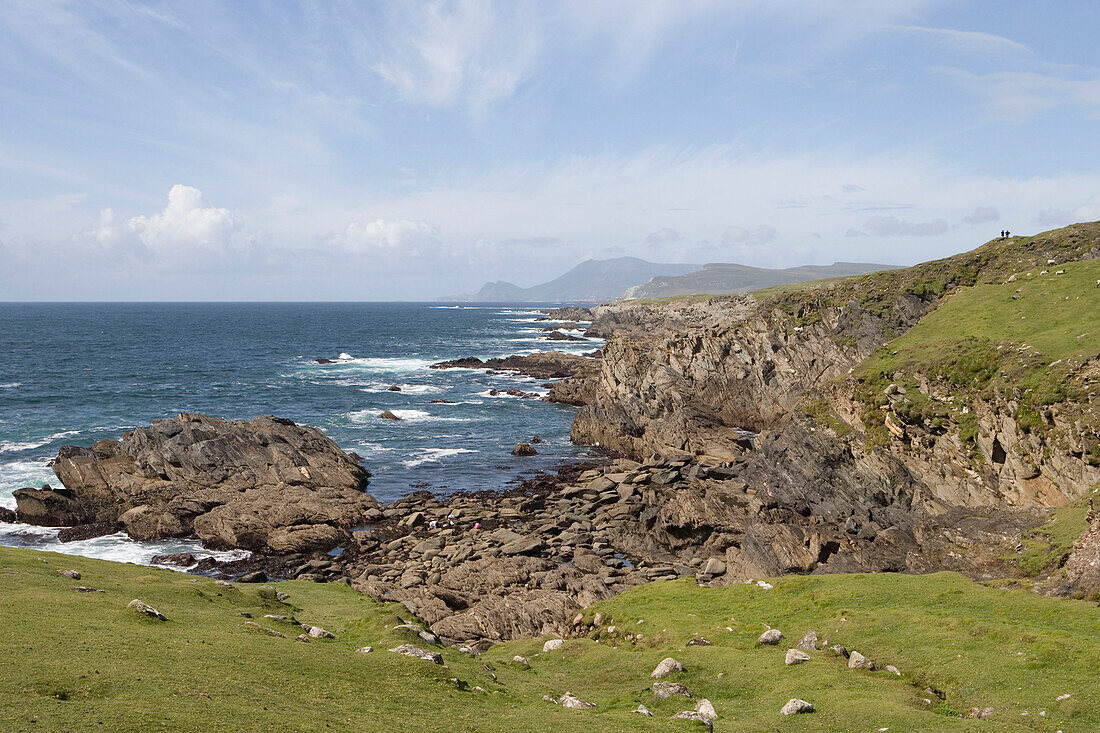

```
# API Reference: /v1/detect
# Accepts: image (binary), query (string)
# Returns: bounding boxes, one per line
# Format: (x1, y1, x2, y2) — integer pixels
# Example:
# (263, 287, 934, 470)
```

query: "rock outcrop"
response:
(430, 351, 597, 380)
(14, 414, 378, 554)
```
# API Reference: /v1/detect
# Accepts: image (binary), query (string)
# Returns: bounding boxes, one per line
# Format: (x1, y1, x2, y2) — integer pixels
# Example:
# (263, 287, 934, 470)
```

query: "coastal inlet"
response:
(0, 302, 601, 566)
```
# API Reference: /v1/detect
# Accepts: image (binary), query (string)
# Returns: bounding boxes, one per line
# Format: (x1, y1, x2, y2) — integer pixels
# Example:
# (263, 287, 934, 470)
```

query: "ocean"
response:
(0, 302, 599, 566)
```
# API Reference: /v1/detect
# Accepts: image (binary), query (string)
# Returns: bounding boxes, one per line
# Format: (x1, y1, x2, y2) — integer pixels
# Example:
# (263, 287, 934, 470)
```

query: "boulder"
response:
(241, 621, 284, 637)
(390, 643, 444, 665)
(795, 630, 819, 651)
(696, 699, 718, 721)
(757, 628, 783, 645)
(16, 414, 378, 555)
(634, 705, 653, 716)
(127, 599, 167, 621)
(781, 699, 814, 715)
(511, 443, 538, 457)
(380, 410, 402, 420)
(653, 681, 693, 699)
(542, 638, 564, 652)
(785, 649, 810, 665)
(57, 569, 81, 580)
(651, 657, 684, 679)
(848, 651, 876, 670)
(558, 692, 595, 709)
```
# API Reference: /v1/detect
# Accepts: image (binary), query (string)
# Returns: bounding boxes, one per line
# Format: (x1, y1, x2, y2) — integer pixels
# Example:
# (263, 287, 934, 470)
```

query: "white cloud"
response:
(722, 225, 778, 248)
(85, 185, 246, 264)
(331, 219, 440, 255)
(940, 68, 1100, 120)
(645, 227, 682, 244)
(886, 25, 1031, 57)
(961, 206, 999, 225)
(852, 215, 949, 237)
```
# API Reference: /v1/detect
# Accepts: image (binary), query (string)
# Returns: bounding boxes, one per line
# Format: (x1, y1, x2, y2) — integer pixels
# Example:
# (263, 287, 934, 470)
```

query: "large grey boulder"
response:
(781, 698, 814, 715)
(390, 643, 444, 665)
(757, 628, 783, 645)
(651, 657, 684, 679)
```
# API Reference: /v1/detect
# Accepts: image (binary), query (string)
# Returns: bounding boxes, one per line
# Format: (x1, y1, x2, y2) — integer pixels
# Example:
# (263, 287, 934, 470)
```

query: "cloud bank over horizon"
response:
(2, 1, 1100, 300)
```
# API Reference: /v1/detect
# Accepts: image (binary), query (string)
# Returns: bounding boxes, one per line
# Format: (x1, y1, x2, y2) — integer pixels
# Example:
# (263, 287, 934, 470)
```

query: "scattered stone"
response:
(696, 699, 718, 721)
(559, 692, 595, 709)
(512, 655, 531, 668)
(390, 643, 444, 665)
(785, 649, 811, 665)
(701, 557, 726, 577)
(968, 707, 995, 720)
(295, 634, 310, 642)
(214, 580, 233, 589)
(634, 705, 653, 716)
(757, 628, 783, 645)
(686, 637, 711, 646)
(512, 442, 538, 457)
(885, 665, 902, 676)
(795, 630, 819, 651)
(781, 698, 814, 715)
(848, 651, 876, 670)
(127, 599, 167, 621)
(57, 569, 81, 580)
(651, 657, 684, 679)
(355, 646, 374, 653)
(71, 586, 104, 593)
(830, 644, 850, 658)
(304, 625, 335, 639)
(543, 639, 564, 652)
(387, 385, 402, 392)
(653, 681, 693, 699)
(241, 621, 284, 637)
(1056, 694, 1072, 701)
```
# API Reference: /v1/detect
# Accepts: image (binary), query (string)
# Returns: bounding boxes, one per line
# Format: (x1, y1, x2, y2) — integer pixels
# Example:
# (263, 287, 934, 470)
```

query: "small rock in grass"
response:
(302, 625, 335, 639)
(967, 707, 995, 720)
(57, 569, 81, 580)
(127, 599, 167, 621)
(513, 655, 530, 668)
(785, 648, 810, 665)
(72, 586, 104, 593)
(653, 681, 693, 699)
(1056, 694, 1072, 701)
(355, 646, 373, 653)
(781, 698, 814, 715)
(885, 665, 902, 676)
(265, 614, 294, 623)
(558, 691, 595, 709)
(418, 629, 439, 645)
(651, 657, 683, 679)
(634, 705, 653, 716)
(671, 710, 711, 727)
(831, 644, 850, 658)
(686, 637, 711, 646)
(215, 580, 233, 589)
(295, 634, 310, 643)
(696, 699, 718, 720)
(543, 638, 564, 652)
(241, 621, 284, 637)
(542, 695, 556, 703)
(390, 643, 443, 665)
(757, 628, 783, 645)
(795, 630, 819, 651)
(848, 651, 876, 670)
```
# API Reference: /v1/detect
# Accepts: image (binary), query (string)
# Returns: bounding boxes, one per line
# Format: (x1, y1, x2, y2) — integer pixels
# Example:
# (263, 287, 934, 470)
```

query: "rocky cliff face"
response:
(14, 414, 379, 554)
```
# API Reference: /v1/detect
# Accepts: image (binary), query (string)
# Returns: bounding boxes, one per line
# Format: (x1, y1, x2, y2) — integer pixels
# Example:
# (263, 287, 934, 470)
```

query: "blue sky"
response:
(2, 1, 1100, 300)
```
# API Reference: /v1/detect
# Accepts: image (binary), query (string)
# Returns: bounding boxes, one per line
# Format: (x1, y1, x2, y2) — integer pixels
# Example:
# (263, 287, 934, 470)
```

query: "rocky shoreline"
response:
(7, 266, 1100, 646)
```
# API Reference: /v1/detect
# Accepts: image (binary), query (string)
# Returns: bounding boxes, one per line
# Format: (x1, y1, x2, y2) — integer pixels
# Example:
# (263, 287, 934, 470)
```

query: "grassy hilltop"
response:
(2, 545, 1098, 732)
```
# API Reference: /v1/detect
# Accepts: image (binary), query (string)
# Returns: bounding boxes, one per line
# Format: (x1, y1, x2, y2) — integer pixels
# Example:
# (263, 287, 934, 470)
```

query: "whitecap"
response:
(359, 384, 443, 395)
(325, 355, 433, 373)
(0, 439, 49, 453)
(0, 382, 21, 389)
(402, 448, 477, 468)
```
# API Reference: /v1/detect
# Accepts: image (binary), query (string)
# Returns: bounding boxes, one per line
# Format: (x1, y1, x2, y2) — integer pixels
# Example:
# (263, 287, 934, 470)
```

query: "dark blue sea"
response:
(0, 303, 599, 565)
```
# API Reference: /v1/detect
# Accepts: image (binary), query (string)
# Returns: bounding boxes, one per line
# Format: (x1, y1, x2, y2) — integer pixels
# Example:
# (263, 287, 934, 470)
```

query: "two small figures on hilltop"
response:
(1000, 229, 1012, 239)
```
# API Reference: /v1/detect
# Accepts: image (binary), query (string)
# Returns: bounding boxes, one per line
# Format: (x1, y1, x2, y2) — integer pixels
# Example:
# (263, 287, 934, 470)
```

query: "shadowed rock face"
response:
(14, 413, 378, 553)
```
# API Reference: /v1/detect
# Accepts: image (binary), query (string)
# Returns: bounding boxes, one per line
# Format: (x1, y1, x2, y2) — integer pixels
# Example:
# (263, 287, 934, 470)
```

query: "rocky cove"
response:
(8, 228, 1100, 648)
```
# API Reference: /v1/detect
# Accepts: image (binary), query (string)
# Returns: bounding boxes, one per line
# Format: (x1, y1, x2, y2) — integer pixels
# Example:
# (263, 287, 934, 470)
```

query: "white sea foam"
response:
(343, 408, 473, 425)
(0, 440, 48, 453)
(402, 448, 477, 468)
(359, 384, 443, 394)
(0, 522, 249, 568)
(0, 382, 21, 389)
(325, 354, 433, 372)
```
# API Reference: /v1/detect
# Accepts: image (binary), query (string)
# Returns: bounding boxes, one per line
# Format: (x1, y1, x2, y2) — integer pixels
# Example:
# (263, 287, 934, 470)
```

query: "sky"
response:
(2, 1, 1100, 301)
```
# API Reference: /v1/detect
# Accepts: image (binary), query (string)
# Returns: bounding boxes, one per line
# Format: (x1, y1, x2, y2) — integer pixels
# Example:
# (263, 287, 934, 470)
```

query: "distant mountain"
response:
(441, 257, 700, 303)
(621, 261, 902, 299)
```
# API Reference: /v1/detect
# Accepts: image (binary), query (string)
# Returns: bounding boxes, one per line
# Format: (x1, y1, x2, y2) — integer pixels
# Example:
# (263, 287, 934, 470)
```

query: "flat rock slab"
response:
(390, 643, 443, 665)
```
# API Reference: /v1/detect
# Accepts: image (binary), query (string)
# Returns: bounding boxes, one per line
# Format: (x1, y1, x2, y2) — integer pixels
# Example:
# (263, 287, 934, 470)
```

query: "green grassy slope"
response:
(2, 546, 1097, 731)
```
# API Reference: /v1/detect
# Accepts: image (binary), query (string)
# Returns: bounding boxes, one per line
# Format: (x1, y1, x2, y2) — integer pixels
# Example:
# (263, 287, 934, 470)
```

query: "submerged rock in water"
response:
(512, 442, 538, 457)
(15, 413, 378, 555)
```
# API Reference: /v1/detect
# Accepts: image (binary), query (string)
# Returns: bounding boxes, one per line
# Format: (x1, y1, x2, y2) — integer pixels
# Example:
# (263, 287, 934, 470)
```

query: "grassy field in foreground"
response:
(1, 546, 1097, 732)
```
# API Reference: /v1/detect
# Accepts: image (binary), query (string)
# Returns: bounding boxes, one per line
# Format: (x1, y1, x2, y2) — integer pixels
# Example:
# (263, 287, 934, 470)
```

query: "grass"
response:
(852, 258, 1100, 452)
(2, 547, 1099, 731)
(1012, 490, 1098, 576)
